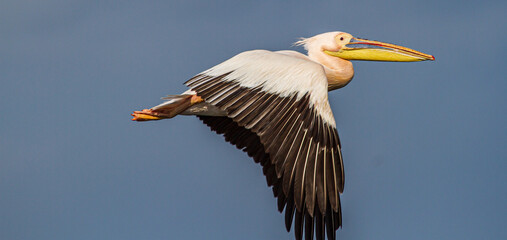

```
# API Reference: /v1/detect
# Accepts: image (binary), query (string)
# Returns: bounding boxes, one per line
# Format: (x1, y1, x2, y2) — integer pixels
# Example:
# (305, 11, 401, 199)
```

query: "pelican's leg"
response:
(131, 95, 204, 121)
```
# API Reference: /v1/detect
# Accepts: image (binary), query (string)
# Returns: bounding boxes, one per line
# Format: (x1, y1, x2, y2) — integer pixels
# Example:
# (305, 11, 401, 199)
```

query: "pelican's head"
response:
(297, 31, 434, 62)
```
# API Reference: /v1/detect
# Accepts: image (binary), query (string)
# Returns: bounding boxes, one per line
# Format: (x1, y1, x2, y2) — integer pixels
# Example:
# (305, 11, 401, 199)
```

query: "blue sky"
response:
(1, 1, 506, 239)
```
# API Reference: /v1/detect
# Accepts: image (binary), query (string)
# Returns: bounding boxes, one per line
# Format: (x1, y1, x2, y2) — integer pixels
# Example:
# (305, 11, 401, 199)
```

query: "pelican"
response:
(131, 31, 434, 240)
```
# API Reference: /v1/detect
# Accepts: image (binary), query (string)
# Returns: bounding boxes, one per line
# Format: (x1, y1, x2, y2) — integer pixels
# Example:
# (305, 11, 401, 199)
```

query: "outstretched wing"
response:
(186, 50, 344, 240)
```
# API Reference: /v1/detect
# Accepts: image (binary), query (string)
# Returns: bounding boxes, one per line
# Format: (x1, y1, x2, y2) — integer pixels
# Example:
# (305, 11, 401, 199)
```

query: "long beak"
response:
(326, 37, 435, 62)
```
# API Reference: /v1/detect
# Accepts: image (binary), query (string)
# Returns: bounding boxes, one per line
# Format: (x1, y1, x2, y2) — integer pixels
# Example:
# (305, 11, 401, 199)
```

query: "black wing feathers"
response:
(188, 73, 343, 240)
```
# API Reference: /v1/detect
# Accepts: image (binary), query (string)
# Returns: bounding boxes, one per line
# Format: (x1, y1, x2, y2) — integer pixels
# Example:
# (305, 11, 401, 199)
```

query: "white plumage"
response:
(197, 50, 336, 127)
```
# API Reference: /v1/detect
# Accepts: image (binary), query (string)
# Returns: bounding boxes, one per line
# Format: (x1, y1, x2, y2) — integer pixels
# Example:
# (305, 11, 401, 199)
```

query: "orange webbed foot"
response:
(131, 109, 165, 121)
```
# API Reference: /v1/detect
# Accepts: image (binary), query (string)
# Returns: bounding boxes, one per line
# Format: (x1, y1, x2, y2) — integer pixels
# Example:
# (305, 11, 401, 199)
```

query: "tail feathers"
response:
(153, 95, 193, 110)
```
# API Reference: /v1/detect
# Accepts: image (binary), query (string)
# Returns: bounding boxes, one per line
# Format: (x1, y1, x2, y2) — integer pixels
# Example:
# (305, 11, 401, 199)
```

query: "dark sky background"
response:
(1, 1, 506, 240)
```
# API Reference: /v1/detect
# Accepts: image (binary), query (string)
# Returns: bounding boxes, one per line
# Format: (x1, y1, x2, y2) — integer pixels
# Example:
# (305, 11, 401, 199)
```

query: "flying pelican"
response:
(131, 31, 434, 240)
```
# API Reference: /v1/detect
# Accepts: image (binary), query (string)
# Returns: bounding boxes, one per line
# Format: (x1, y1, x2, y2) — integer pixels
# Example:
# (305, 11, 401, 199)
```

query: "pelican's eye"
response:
(340, 37, 344, 41)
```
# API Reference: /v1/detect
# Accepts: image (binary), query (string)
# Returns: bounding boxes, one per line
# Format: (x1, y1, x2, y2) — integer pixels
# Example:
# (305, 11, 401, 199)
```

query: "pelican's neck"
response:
(308, 50, 354, 91)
